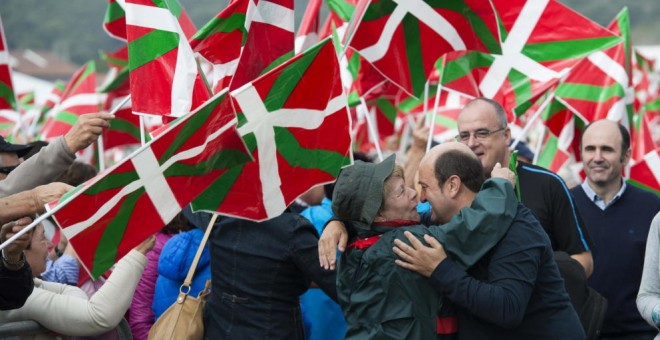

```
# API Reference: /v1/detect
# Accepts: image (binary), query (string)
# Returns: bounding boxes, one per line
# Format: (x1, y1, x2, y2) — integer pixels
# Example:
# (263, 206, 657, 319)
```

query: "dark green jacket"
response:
(337, 178, 518, 339)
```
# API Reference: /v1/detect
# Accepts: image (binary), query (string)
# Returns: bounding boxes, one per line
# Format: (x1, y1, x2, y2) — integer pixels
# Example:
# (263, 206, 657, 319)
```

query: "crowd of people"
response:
(0, 98, 659, 340)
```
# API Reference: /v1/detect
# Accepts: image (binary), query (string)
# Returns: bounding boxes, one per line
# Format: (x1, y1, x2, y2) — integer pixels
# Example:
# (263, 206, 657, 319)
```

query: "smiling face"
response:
(377, 171, 420, 222)
(581, 120, 630, 190)
(418, 159, 452, 224)
(456, 100, 510, 175)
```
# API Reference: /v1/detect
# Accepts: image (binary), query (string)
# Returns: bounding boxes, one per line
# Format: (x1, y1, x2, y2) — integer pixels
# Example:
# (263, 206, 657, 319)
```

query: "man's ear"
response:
(447, 175, 461, 198)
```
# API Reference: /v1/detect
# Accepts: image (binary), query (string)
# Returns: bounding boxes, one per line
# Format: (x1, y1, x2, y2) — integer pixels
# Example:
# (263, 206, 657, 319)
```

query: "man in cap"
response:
(0, 136, 33, 180)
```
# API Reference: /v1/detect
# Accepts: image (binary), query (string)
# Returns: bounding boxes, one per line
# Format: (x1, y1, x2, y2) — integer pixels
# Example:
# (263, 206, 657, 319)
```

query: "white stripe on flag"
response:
(643, 151, 660, 186)
(479, 0, 559, 98)
(253, 0, 294, 33)
(606, 98, 627, 122)
(62, 116, 237, 239)
(360, 0, 465, 62)
(170, 35, 198, 116)
(54, 93, 99, 112)
(232, 82, 346, 218)
(588, 50, 629, 86)
(0, 50, 8, 65)
(124, 3, 179, 33)
(132, 147, 181, 223)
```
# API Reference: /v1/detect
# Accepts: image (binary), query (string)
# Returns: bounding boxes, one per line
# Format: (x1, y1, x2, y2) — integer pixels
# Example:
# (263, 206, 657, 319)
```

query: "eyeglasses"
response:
(0, 165, 17, 174)
(455, 127, 506, 142)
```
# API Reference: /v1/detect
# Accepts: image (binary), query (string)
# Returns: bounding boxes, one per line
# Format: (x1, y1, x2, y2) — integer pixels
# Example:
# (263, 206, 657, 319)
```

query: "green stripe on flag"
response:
(375, 98, 397, 123)
(85, 170, 141, 195)
(104, 1, 125, 23)
(192, 164, 244, 210)
(326, 0, 355, 21)
(402, 14, 425, 97)
(92, 188, 144, 278)
(263, 41, 325, 112)
(166, 0, 184, 18)
(163, 148, 252, 177)
(556, 83, 625, 102)
(192, 13, 247, 41)
(0, 83, 16, 110)
(361, 1, 396, 21)
(160, 94, 226, 162)
(347, 52, 360, 80)
(434, 114, 457, 129)
(54, 111, 82, 126)
(274, 127, 349, 176)
(442, 51, 494, 83)
(508, 69, 531, 107)
(536, 135, 558, 170)
(260, 50, 295, 76)
(109, 118, 142, 142)
(523, 37, 621, 63)
(427, 0, 500, 53)
(626, 179, 660, 196)
(70, 62, 96, 92)
(128, 30, 180, 70)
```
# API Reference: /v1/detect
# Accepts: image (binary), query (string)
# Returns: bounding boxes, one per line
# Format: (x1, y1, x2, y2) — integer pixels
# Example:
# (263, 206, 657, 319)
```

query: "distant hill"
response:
(0, 0, 656, 68)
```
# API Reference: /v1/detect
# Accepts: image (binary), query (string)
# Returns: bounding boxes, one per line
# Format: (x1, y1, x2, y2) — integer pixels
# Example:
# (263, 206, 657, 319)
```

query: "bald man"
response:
(393, 142, 584, 339)
(571, 120, 660, 339)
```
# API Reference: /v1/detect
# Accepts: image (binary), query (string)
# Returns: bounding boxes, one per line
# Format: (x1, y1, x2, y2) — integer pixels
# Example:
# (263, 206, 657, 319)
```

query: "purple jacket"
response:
(128, 232, 172, 340)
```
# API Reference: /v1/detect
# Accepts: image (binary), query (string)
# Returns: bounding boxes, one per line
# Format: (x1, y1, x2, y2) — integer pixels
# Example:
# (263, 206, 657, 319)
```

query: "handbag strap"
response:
(182, 213, 218, 289)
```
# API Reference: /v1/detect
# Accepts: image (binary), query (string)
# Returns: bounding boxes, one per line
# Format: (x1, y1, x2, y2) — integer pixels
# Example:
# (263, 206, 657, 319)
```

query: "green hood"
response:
(332, 154, 396, 230)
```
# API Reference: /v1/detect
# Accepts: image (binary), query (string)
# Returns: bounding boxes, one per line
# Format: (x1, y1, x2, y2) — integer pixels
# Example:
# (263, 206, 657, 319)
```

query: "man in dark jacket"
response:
(332, 142, 519, 338)
(0, 217, 34, 310)
(392, 142, 584, 339)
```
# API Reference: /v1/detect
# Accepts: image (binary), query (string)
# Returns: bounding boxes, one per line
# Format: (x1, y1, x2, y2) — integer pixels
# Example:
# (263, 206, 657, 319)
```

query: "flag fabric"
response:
(628, 148, 660, 196)
(295, 0, 323, 53)
(40, 61, 99, 140)
(50, 91, 252, 278)
(192, 38, 352, 221)
(437, 0, 621, 120)
(190, 0, 250, 94)
(124, 0, 210, 118)
(104, 0, 197, 41)
(0, 13, 19, 137)
(228, 0, 295, 91)
(348, 0, 501, 98)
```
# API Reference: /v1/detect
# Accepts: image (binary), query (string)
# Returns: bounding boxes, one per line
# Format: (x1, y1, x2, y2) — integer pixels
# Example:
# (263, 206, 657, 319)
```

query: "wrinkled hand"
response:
(0, 217, 33, 260)
(64, 112, 115, 153)
(318, 220, 348, 270)
(490, 162, 516, 187)
(31, 182, 73, 211)
(393, 231, 446, 277)
(134, 235, 156, 255)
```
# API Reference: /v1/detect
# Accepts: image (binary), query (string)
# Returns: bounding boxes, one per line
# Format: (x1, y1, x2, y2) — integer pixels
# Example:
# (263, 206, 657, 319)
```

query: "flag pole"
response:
(338, 0, 369, 61)
(426, 84, 442, 152)
(532, 126, 546, 165)
(359, 97, 383, 162)
(422, 80, 430, 127)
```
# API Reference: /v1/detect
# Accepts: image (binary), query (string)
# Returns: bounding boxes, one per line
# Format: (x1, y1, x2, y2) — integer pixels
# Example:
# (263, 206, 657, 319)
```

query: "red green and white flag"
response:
(40, 61, 99, 140)
(190, 0, 250, 94)
(348, 0, 501, 98)
(0, 13, 19, 137)
(439, 0, 621, 120)
(124, 0, 210, 118)
(295, 0, 323, 53)
(628, 147, 660, 196)
(192, 38, 352, 221)
(554, 41, 629, 124)
(104, 0, 196, 41)
(229, 0, 295, 91)
(49, 91, 252, 278)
